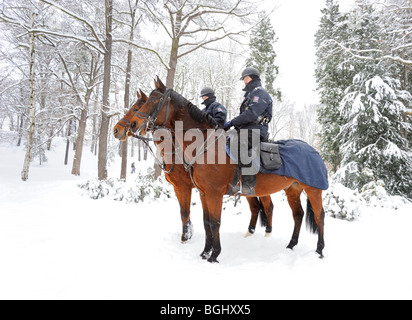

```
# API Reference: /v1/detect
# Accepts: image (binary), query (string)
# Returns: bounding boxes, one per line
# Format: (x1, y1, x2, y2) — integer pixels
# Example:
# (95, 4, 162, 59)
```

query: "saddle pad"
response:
(226, 139, 329, 190)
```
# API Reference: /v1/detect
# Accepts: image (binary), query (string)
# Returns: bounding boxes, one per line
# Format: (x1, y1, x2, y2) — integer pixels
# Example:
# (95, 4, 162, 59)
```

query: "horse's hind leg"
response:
(304, 186, 325, 258)
(260, 196, 273, 237)
(285, 183, 304, 250)
(246, 196, 273, 237)
(246, 197, 260, 237)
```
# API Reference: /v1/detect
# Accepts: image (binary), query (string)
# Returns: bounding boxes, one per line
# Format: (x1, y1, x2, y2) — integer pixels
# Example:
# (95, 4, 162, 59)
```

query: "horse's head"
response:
(129, 77, 175, 135)
(113, 89, 148, 141)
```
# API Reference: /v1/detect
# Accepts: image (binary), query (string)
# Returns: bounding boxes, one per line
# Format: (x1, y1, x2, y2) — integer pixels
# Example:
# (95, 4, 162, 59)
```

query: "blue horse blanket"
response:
(226, 139, 329, 190)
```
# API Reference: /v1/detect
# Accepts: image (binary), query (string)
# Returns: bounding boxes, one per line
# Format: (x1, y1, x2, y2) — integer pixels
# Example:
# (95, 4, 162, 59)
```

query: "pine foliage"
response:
(315, 0, 412, 200)
(315, 0, 353, 172)
(246, 15, 281, 101)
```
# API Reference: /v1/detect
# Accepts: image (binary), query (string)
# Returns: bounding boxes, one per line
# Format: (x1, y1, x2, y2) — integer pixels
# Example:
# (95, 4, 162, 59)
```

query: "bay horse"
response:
(129, 78, 326, 263)
(113, 90, 274, 243)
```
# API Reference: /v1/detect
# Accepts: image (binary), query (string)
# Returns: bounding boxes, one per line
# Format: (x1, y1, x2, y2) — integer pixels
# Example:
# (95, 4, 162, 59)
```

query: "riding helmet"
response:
(240, 67, 261, 80)
(200, 87, 215, 97)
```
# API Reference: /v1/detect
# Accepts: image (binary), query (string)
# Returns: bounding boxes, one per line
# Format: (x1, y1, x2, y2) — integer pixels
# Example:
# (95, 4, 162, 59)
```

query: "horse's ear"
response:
(155, 76, 166, 92)
(139, 89, 148, 102)
(137, 90, 142, 100)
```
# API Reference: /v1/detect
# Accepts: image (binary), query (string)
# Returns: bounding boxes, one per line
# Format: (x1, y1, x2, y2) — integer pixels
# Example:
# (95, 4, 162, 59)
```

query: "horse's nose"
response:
(130, 122, 137, 131)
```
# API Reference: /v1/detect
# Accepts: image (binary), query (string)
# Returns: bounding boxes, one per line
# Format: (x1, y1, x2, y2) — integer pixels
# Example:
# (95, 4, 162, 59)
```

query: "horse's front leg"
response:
(173, 185, 193, 243)
(204, 193, 224, 263)
(199, 192, 223, 263)
(200, 195, 213, 260)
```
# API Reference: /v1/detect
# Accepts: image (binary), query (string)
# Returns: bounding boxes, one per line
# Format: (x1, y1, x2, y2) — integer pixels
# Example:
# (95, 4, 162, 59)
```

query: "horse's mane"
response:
(169, 90, 219, 129)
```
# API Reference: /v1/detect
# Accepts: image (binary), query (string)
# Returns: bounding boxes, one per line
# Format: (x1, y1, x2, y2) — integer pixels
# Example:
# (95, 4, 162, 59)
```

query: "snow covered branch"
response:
(40, 0, 106, 50)
(324, 39, 412, 66)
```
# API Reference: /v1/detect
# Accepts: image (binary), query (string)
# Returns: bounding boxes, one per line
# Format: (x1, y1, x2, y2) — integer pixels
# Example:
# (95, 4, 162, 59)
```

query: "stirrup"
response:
(234, 192, 241, 207)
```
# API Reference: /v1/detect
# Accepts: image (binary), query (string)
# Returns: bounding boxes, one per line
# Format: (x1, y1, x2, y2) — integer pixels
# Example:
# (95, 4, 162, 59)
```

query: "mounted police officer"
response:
(224, 67, 273, 195)
(200, 87, 227, 127)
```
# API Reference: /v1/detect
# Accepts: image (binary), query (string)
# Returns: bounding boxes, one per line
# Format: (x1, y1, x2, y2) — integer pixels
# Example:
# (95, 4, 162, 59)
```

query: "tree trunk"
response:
(17, 113, 24, 147)
(155, 38, 180, 179)
(21, 16, 36, 182)
(71, 106, 87, 175)
(98, 0, 113, 181)
(158, 11, 182, 179)
(71, 54, 97, 176)
(166, 37, 179, 89)
(120, 2, 136, 180)
(120, 49, 132, 180)
(90, 100, 98, 155)
(64, 119, 72, 165)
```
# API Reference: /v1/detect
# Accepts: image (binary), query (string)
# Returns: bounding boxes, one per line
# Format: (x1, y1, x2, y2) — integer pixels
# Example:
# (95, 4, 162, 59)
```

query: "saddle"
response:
(226, 139, 283, 197)
(225, 131, 283, 172)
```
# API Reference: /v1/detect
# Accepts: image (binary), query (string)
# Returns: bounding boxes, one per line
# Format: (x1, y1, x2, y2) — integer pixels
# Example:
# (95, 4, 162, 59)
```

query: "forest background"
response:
(0, 0, 411, 200)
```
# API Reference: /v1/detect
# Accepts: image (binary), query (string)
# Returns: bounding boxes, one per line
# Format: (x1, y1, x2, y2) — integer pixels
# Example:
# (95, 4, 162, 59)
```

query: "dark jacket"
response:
(231, 79, 273, 138)
(201, 96, 227, 127)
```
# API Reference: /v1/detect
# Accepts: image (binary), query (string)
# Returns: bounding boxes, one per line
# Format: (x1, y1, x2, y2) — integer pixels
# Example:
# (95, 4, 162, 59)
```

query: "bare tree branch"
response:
(113, 38, 170, 71)
(40, 0, 106, 50)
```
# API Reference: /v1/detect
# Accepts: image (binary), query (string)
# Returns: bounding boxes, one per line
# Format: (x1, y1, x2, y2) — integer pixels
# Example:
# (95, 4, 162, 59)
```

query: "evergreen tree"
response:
(338, 73, 412, 199)
(246, 15, 281, 101)
(336, 1, 412, 199)
(315, 0, 353, 172)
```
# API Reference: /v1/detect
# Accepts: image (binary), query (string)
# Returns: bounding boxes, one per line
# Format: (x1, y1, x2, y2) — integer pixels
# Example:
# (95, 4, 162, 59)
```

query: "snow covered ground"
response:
(0, 133, 411, 300)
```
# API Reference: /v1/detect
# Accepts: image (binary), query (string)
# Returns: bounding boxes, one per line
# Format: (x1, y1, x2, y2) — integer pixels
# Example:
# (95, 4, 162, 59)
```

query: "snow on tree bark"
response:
(21, 12, 37, 182)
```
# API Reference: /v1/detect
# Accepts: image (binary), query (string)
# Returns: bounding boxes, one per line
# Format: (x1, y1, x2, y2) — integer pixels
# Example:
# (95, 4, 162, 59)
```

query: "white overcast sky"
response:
(269, 0, 356, 109)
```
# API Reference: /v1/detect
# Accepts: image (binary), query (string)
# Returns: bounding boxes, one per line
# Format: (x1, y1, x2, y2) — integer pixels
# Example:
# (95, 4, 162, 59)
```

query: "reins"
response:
(129, 131, 177, 175)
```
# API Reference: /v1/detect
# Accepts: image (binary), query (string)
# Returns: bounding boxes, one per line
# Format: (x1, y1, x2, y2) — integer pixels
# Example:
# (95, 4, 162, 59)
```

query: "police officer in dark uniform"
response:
(200, 87, 227, 127)
(224, 67, 273, 195)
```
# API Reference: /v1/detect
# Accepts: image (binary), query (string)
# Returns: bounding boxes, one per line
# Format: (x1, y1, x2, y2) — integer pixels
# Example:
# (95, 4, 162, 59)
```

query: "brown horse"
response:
(113, 90, 274, 242)
(129, 78, 326, 263)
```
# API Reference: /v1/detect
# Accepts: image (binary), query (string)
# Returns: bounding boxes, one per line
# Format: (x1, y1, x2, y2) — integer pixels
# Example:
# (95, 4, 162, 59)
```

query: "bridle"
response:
(116, 118, 131, 130)
(115, 98, 145, 135)
(127, 88, 178, 174)
(132, 88, 173, 134)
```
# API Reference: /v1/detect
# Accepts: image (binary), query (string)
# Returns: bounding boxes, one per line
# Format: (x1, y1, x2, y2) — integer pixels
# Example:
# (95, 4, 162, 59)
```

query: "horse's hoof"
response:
(264, 232, 272, 238)
(207, 257, 219, 264)
(200, 251, 211, 260)
(244, 231, 253, 238)
(181, 235, 191, 243)
(316, 249, 324, 259)
(287, 239, 298, 250)
(182, 220, 193, 243)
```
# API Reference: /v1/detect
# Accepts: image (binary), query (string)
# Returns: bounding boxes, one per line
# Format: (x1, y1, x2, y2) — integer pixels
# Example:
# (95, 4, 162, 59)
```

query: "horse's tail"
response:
(258, 198, 267, 228)
(306, 199, 319, 234)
